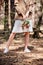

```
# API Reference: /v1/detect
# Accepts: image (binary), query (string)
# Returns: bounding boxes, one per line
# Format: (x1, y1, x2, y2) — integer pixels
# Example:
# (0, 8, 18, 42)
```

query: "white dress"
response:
(12, 19, 33, 33)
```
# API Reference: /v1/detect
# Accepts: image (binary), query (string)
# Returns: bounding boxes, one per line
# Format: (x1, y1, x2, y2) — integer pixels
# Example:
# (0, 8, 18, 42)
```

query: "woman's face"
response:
(15, 0, 25, 4)
(15, 0, 19, 6)
(15, 0, 22, 4)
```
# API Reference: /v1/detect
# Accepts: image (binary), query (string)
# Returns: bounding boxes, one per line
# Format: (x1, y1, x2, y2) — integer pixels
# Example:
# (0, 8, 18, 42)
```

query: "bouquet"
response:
(22, 20, 30, 29)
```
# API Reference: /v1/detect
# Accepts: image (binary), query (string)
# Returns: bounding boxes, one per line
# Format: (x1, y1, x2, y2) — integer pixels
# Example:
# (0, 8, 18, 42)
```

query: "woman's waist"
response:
(15, 16, 24, 21)
(15, 18, 24, 21)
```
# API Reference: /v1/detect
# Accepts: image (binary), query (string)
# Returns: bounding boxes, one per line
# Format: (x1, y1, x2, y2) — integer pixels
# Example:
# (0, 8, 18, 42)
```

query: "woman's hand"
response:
(26, 24, 30, 28)
(23, 15, 26, 20)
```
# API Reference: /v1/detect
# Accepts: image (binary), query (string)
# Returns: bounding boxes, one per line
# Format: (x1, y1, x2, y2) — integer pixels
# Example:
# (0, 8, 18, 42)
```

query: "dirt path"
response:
(0, 37, 43, 65)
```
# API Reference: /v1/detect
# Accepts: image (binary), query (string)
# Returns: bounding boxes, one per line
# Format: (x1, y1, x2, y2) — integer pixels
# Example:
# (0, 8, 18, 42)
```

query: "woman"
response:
(3, 0, 33, 53)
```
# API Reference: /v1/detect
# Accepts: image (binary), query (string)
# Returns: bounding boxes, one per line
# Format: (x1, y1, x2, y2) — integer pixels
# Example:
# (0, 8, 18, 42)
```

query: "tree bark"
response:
(10, 0, 15, 31)
(4, 0, 9, 31)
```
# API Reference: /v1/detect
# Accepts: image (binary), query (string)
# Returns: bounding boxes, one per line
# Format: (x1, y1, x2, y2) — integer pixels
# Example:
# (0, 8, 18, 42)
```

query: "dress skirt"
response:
(12, 20, 33, 33)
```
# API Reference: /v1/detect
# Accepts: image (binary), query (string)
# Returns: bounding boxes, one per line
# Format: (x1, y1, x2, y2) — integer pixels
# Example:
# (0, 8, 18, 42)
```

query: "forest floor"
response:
(0, 33, 43, 65)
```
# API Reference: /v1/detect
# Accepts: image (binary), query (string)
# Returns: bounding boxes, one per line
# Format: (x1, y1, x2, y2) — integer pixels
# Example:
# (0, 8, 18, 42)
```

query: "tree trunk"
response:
(4, 0, 9, 31)
(10, 0, 15, 32)
(4, 0, 10, 40)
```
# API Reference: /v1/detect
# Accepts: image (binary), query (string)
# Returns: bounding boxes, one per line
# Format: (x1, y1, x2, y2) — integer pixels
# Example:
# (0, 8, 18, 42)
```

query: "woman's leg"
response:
(24, 32, 30, 48)
(6, 33, 16, 48)
(4, 32, 16, 53)
(24, 32, 31, 52)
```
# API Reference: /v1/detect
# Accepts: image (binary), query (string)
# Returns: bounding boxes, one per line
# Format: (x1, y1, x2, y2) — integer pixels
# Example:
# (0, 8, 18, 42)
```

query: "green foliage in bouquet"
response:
(22, 20, 30, 29)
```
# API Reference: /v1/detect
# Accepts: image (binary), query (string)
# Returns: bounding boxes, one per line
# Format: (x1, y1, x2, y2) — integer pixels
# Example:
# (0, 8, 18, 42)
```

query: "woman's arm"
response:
(22, 10, 29, 19)
(25, 10, 29, 18)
